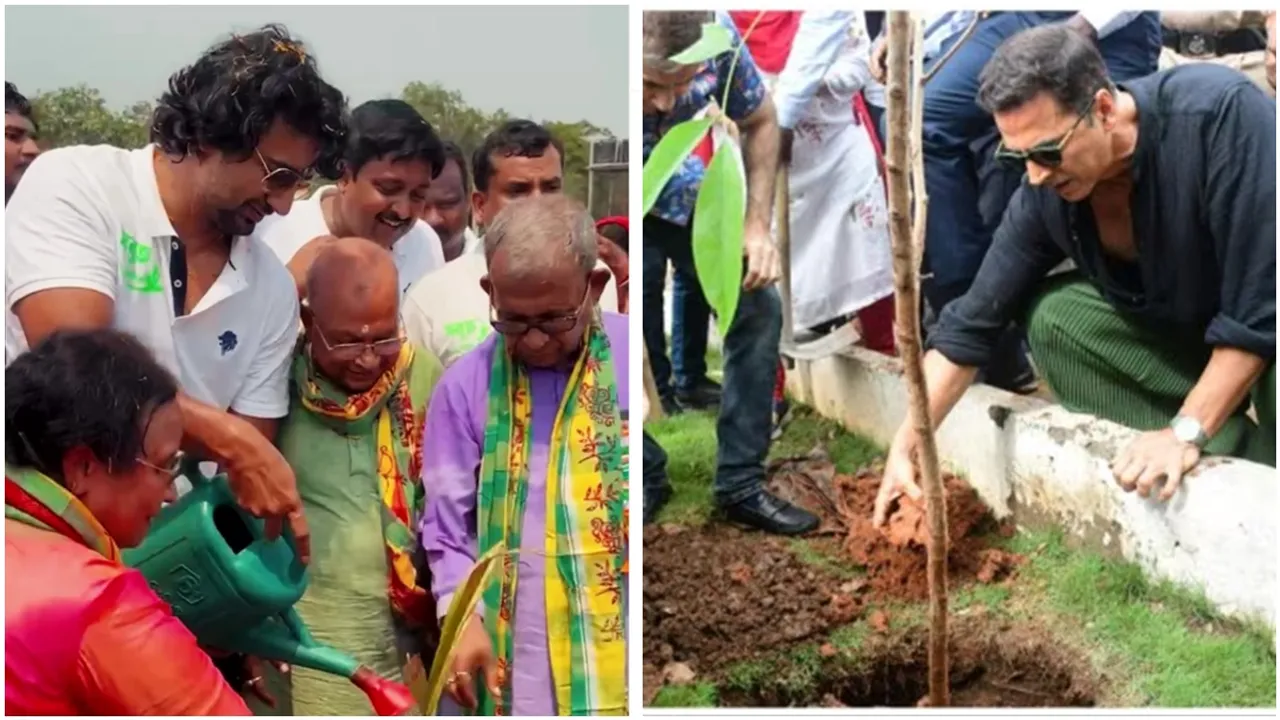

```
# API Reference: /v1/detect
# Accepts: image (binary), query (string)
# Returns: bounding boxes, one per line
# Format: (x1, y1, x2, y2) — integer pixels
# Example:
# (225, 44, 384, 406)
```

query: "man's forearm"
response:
(1178, 346, 1269, 439)
(897, 350, 980, 441)
(739, 96, 781, 233)
(177, 392, 252, 465)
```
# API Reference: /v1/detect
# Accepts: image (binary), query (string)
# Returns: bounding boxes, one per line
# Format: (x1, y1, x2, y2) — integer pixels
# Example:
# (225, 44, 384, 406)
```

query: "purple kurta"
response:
(420, 313, 630, 715)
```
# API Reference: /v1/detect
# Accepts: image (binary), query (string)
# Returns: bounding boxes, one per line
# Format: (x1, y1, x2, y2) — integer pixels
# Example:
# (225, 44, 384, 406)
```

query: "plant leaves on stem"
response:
(415, 542, 509, 715)
(642, 117, 714, 216)
(668, 22, 734, 64)
(692, 142, 746, 339)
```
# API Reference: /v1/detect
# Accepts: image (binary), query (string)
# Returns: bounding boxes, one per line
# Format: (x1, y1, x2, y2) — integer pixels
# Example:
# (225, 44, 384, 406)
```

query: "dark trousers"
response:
(643, 223, 712, 399)
(642, 215, 782, 505)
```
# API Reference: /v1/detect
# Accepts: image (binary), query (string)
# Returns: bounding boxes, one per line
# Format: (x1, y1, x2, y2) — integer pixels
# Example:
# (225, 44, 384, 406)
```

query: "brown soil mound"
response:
(769, 453, 1022, 601)
(642, 524, 862, 678)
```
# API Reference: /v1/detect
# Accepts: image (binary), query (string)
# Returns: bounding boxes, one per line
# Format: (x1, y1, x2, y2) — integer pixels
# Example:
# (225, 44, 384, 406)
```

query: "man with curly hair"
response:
(4, 25, 348, 572)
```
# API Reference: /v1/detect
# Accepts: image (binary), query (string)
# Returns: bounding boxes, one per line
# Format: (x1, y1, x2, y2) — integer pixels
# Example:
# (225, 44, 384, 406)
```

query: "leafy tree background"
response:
(31, 81, 612, 204)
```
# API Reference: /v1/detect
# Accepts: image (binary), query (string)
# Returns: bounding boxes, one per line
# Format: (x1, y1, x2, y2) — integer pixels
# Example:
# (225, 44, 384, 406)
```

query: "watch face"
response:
(1172, 417, 1201, 444)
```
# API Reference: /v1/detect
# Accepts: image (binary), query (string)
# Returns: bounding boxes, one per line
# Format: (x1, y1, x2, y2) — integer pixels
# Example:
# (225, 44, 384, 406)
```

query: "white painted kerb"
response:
(786, 346, 1277, 626)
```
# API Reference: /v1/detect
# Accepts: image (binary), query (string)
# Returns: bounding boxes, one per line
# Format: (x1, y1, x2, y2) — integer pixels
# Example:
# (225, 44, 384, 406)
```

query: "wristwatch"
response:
(1170, 415, 1209, 449)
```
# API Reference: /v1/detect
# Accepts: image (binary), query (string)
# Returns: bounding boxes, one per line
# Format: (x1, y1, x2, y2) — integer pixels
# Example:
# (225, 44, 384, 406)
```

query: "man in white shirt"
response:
(421, 140, 481, 263)
(4, 25, 348, 557)
(870, 11, 1161, 394)
(403, 120, 619, 366)
(253, 99, 446, 301)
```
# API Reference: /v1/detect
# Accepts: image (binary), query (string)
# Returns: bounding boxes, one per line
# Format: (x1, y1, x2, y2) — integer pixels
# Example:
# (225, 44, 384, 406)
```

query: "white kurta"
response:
(772, 12, 893, 329)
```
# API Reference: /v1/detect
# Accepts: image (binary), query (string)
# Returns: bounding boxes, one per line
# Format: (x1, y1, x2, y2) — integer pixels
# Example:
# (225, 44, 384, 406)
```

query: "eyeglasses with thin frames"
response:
(255, 149, 313, 194)
(489, 291, 591, 336)
(313, 320, 406, 362)
(136, 450, 186, 479)
(994, 97, 1096, 172)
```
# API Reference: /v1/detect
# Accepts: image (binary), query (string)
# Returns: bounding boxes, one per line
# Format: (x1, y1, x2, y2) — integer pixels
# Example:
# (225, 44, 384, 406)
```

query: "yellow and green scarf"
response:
(5, 463, 122, 563)
(476, 320, 629, 716)
(295, 342, 435, 627)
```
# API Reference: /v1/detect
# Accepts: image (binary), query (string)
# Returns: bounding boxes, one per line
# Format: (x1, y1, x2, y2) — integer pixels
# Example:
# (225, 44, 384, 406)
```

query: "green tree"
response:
(31, 85, 151, 149)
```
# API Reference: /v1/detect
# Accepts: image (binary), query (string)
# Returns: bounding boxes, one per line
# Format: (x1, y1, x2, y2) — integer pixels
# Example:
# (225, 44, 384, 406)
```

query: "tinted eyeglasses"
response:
(255, 149, 313, 194)
(490, 292, 590, 336)
(137, 450, 186, 479)
(994, 97, 1096, 172)
(314, 321, 405, 362)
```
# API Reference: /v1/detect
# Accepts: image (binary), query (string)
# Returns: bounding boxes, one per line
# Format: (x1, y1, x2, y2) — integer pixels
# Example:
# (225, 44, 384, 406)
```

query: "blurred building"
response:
(587, 135, 628, 220)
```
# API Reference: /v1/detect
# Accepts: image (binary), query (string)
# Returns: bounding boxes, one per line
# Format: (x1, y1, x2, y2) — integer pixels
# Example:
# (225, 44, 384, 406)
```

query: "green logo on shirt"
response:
(120, 231, 163, 294)
(443, 319, 492, 353)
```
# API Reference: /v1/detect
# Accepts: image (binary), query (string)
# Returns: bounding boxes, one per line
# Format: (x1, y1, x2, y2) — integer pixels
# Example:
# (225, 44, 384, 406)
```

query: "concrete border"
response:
(786, 346, 1276, 626)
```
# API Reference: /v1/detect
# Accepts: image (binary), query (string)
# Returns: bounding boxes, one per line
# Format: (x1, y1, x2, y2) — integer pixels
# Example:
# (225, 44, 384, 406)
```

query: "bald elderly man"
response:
(420, 194, 628, 715)
(274, 237, 444, 715)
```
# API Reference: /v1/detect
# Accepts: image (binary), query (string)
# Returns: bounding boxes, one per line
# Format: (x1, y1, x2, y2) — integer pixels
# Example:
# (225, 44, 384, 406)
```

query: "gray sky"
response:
(4, 5, 628, 136)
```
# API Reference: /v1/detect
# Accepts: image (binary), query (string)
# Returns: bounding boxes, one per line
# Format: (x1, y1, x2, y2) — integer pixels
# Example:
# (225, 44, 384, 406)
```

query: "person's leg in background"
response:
(921, 12, 1069, 394)
(664, 227, 818, 535)
(642, 215, 681, 416)
(643, 431, 674, 523)
(1096, 12, 1162, 81)
(671, 264, 720, 409)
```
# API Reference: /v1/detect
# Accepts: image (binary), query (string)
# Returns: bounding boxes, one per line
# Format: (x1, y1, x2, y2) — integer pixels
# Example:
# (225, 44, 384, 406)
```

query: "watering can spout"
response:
(351, 665, 417, 716)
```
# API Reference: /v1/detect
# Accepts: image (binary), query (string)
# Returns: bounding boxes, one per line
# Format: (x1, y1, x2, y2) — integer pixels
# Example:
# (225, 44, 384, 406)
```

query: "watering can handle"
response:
(180, 455, 214, 486)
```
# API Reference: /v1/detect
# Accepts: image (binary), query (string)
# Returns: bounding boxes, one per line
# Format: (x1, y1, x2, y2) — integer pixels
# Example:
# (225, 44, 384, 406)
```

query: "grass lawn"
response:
(646, 403, 1277, 708)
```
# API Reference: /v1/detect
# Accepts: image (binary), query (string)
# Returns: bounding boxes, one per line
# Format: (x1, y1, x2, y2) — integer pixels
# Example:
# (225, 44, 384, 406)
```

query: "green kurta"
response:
(276, 343, 444, 716)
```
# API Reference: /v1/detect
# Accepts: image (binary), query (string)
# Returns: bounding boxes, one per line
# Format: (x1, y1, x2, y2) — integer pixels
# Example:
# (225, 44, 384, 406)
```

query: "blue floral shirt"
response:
(643, 12, 767, 228)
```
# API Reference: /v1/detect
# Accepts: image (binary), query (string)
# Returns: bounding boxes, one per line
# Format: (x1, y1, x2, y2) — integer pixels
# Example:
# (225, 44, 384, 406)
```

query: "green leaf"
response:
(414, 542, 508, 715)
(668, 22, 734, 65)
(692, 142, 745, 340)
(641, 117, 713, 217)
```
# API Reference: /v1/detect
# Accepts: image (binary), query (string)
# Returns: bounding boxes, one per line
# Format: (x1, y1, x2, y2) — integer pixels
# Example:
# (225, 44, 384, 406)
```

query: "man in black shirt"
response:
(873, 25, 1275, 526)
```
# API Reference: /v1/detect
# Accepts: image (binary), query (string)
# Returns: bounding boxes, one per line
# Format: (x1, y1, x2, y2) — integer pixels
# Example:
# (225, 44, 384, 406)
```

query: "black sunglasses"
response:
(994, 97, 1096, 172)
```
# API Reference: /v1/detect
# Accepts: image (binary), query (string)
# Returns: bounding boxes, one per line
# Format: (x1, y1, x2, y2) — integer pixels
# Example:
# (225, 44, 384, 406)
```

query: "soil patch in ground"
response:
(721, 614, 1099, 708)
(768, 452, 1022, 601)
(643, 524, 862, 686)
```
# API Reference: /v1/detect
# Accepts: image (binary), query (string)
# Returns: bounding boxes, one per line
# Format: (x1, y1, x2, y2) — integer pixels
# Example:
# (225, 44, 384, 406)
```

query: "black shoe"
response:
(676, 378, 722, 410)
(644, 486, 673, 525)
(722, 491, 819, 536)
(659, 394, 684, 417)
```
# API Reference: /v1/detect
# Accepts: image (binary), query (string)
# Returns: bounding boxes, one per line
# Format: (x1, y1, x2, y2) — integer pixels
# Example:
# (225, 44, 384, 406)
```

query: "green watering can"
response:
(122, 461, 415, 716)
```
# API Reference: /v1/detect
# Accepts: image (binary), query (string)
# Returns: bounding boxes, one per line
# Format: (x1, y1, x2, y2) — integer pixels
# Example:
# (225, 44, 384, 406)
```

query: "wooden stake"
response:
(885, 11, 950, 708)
(775, 165, 794, 351)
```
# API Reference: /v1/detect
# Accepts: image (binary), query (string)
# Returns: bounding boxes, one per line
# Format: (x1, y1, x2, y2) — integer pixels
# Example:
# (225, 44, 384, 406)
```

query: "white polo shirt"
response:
(5, 144, 300, 419)
(401, 248, 620, 367)
(251, 186, 446, 300)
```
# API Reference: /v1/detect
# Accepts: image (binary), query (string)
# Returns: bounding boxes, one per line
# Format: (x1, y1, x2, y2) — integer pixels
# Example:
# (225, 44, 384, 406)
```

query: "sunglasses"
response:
(314, 321, 405, 362)
(490, 293, 590, 336)
(994, 97, 1096, 172)
(255, 149, 313, 194)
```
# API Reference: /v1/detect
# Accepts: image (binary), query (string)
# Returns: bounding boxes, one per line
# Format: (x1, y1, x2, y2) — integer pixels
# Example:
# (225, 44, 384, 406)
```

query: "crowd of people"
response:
(641, 10, 1275, 533)
(5, 24, 628, 716)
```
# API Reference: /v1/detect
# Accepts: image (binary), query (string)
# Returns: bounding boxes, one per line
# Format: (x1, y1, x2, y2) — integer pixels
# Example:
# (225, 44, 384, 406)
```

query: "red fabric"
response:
(857, 295, 897, 355)
(853, 93, 884, 166)
(595, 216, 629, 233)
(773, 361, 786, 404)
(690, 132, 714, 167)
(728, 11, 803, 75)
(5, 522, 250, 715)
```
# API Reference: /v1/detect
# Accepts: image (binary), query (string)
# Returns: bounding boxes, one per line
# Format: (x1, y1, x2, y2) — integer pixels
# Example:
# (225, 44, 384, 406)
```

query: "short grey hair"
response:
(643, 11, 716, 72)
(484, 194, 598, 279)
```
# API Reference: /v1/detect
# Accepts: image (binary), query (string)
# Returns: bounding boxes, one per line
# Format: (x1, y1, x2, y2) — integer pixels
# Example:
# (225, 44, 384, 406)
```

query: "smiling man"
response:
(5, 82, 40, 203)
(254, 99, 447, 300)
(873, 25, 1275, 526)
(4, 24, 349, 564)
